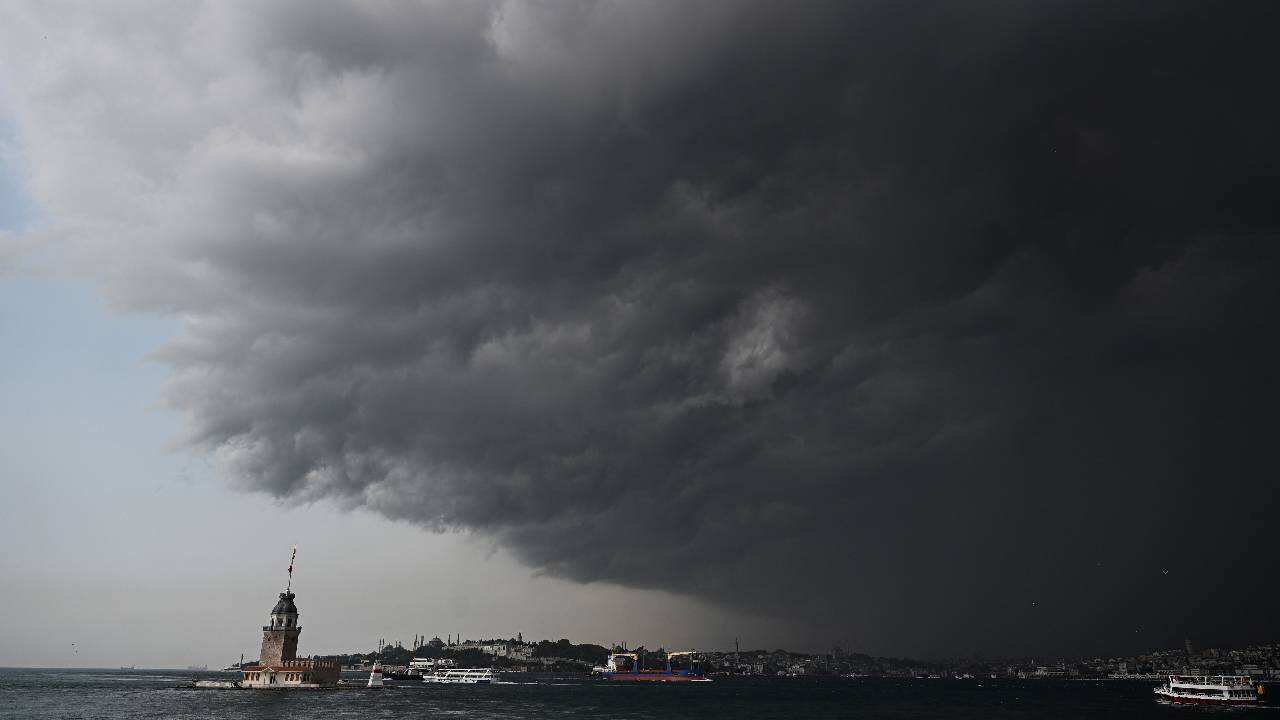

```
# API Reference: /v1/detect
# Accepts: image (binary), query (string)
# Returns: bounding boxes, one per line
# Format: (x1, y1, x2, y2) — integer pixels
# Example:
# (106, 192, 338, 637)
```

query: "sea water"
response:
(0, 667, 1200, 719)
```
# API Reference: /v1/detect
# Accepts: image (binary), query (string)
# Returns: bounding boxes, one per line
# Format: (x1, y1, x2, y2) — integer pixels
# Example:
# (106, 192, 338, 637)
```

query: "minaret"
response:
(260, 546, 301, 666)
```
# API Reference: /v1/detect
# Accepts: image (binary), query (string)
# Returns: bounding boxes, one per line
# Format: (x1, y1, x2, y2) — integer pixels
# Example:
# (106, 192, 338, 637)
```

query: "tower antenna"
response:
(287, 545, 297, 593)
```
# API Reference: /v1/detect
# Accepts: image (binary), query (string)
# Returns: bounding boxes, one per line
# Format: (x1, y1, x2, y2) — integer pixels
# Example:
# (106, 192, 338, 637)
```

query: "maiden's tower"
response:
(238, 548, 340, 688)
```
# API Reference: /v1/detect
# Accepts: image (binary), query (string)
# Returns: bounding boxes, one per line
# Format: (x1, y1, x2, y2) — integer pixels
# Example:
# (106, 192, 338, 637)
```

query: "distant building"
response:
(473, 641, 532, 660)
(239, 562, 340, 688)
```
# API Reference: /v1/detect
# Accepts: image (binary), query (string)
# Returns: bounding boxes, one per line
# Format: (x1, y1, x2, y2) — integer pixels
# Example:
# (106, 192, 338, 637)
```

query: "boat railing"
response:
(1168, 675, 1251, 686)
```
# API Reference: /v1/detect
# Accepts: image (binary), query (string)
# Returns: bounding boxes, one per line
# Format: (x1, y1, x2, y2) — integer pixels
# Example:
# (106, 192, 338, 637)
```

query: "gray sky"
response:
(2, 1, 1279, 664)
(0, 272, 778, 669)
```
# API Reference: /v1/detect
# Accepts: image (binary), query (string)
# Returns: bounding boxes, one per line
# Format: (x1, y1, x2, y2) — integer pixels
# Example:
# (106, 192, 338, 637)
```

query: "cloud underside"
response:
(4, 1, 1279, 656)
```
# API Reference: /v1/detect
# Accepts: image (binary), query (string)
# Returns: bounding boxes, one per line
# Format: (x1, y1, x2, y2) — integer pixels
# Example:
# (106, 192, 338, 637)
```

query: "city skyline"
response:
(2, 1, 1278, 667)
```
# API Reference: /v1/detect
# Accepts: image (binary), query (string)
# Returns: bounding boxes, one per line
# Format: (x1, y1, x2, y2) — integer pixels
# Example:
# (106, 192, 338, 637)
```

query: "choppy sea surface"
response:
(0, 667, 1242, 719)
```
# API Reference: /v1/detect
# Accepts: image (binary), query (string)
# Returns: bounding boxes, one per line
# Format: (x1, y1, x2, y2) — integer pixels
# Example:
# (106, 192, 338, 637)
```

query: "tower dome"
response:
(271, 592, 299, 617)
(267, 591, 299, 631)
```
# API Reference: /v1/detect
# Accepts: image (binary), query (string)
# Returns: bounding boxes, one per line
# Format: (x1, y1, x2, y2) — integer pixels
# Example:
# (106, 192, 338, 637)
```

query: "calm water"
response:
(0, 668, 1229, 719)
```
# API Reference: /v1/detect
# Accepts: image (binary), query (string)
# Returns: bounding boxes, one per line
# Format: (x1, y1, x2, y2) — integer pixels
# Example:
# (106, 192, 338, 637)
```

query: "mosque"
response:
(237, 551, 340, 688)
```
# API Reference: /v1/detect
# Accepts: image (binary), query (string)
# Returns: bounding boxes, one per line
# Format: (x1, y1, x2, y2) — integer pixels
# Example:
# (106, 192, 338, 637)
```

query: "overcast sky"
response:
(2, 1, 1278, 666)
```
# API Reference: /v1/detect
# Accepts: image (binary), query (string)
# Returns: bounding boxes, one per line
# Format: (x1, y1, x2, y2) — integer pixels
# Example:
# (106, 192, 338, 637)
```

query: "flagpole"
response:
(287, 545, 297, 593)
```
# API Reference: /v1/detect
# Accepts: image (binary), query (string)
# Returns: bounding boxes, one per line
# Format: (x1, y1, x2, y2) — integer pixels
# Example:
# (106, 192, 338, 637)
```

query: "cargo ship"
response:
(601, 650, 711, 682)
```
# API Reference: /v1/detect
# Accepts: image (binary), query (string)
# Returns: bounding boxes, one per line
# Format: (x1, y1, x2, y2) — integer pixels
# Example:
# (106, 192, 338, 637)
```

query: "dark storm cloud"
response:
(5, 1, 1279, 656)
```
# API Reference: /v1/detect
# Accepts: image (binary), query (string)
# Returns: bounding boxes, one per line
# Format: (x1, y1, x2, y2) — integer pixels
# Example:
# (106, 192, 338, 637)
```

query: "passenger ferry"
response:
(422, 668, 495, 684)
(1154, 675, 1263, 706)
(602, 650, 711, 682)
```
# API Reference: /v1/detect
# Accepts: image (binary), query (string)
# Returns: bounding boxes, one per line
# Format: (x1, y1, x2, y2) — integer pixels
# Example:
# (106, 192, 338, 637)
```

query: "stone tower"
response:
(259, 591, 300, 665)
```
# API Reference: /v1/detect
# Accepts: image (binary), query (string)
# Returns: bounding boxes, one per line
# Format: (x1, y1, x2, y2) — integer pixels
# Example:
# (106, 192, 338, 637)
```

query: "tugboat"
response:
(1154, 675, 1262, 706)
(601, 650, 711, 682)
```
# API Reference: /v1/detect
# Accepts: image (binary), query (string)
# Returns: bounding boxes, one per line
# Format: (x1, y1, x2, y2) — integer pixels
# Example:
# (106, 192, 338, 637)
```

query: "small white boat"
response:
(422, 668, 495, 684)
(1154, 675, 1261, 706)
(193, 680, 241, 689)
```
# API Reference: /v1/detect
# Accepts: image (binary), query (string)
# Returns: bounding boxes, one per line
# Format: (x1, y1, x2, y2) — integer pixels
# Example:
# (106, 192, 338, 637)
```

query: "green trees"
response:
(531, 639, 610, 663)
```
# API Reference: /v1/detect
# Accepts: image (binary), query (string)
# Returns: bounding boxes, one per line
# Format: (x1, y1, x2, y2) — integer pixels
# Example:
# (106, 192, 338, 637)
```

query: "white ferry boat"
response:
(1154, 675, 1262, 706)
(422, 668, 495, 684)
(410, 657, 456, 672)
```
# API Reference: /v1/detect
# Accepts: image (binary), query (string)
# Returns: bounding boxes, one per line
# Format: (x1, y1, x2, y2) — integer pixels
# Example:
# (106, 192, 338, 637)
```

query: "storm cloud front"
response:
(3, 1, 1278, 657)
